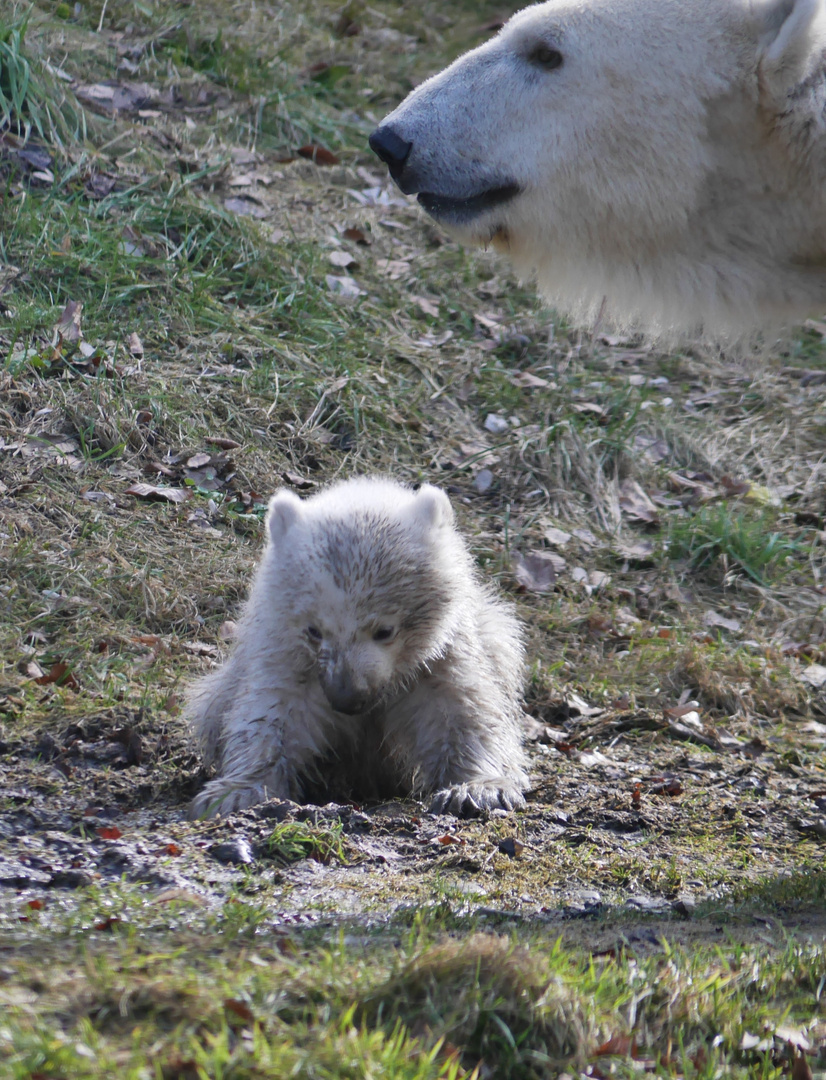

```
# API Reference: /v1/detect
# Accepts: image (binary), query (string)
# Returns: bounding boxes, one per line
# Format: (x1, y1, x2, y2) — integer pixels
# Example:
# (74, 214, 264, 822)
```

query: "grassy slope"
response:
(1, 0, 825, 1075)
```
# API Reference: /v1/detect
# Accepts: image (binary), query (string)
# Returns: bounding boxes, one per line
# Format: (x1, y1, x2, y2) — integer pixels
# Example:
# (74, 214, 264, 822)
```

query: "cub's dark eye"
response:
(528, 43, 563, 70)
(373, 627, 395, 643)
(307, 626, 323, 642)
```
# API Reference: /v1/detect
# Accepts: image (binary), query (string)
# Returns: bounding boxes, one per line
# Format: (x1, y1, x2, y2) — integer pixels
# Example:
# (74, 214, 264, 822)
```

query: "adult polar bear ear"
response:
(758, 0, 826, 104)
(266, 489, 304, 544)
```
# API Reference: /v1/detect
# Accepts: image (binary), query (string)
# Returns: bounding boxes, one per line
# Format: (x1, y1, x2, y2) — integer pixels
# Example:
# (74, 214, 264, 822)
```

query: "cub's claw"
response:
(429, 782, 526, 817)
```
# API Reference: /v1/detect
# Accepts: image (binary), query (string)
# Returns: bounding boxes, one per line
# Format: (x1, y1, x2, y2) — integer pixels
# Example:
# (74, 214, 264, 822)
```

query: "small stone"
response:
(484, 413, 509, 434)
(210, 838, 255, 865)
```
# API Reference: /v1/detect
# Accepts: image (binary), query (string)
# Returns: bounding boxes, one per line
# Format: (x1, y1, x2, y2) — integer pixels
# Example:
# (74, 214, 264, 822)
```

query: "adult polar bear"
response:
(370, 0, 826, 337)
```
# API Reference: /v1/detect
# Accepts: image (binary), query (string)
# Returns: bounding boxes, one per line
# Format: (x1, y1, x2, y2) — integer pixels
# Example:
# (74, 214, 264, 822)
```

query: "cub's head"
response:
(264, 479, 467, 715)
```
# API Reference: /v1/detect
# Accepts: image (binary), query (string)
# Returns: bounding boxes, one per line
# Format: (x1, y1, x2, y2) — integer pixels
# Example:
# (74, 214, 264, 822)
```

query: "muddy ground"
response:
(2, 698, 824, 948)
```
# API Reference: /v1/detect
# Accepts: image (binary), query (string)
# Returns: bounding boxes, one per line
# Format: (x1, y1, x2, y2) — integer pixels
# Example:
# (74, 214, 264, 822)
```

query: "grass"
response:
(2, 896, 825, 1078)
(668, 505, 801, 585)
(0, 9, 87, 145)
(262, 820, 349, 865)
(1, 0, 826, 1075)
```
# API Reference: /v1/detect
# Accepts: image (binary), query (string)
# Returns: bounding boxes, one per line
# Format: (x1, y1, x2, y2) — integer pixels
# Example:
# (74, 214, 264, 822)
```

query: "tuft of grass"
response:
(0, 10, 87, 146)
(357, 933, 583, 1075)
(667, 504, 800, 584)
(263, 819, 349, 865)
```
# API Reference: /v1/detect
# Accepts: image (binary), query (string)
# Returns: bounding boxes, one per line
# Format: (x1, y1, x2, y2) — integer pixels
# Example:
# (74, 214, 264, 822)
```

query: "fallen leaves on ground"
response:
(125, 482, 190, 504)
(512, 550, 565, 592)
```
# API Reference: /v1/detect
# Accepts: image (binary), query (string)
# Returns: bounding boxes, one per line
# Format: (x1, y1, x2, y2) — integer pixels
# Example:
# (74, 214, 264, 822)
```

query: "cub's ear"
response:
(758, 0, 825, 102)
(266, 489, 304, 543)
(410, 484, 454, 531)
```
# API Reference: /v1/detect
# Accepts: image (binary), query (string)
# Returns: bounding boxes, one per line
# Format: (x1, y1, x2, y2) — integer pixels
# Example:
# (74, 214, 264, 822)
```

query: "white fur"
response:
(188, 477, 528, 818)
(372, 0, 826, 337)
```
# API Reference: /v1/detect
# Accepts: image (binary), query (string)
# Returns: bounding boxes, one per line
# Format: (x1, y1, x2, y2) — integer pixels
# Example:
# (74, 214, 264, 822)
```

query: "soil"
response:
(2, 702, 824, 948)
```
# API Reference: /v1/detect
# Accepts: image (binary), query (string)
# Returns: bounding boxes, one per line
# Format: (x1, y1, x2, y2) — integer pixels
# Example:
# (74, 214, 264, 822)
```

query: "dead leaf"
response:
(649, 778, 683, 796)
(544, 526, 571, 546)
(594, 1034, 636, 1058)
(413, 295, 439, 318)
(93, 916, 124, 931)
(343, 227, 370, 245)
(54, 299, 82, 344)
(510, 371, 551, 389)
(224, 197, 269, 219)
(375, 258, 411, 279)
(297, 144, 340, 166)
(95, 826, 123, 840)
(125, 483, 189, 504)
(570, 401, 605, 416)
(207, 436, 242, 450)
(579, 750, 612, 768)
(612, 540, 655, 561)
(587, 613, 614, 636)
(33, 662, 80, 691)
(572, 527, 599, 546)
(720, 474, 751, 497)
(512, 550, 562, 592)
(75, 80, 156, 114)
(619, 479, 660, 524)
(224, 998, 256, 1027)
(325, 274, 363, 298)
(127, 332, 143, 358)
(703, 610, 741, 633)
(798, 664, 826, 689)
(182, 641, 219, 656)
(329, 250, 357, 269)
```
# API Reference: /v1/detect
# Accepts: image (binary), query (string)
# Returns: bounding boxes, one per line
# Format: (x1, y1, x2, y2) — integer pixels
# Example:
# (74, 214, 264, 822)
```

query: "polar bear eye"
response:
(528, 43, 563, 71)
(373, 627, 395, 643)
(307, 626, 323, 643)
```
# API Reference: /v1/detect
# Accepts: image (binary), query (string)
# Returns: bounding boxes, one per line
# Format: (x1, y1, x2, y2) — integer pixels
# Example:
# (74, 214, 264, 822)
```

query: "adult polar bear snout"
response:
(370, 0, 826, 338)
(369, 49, 523, 239)
(370, 113, 521, 233)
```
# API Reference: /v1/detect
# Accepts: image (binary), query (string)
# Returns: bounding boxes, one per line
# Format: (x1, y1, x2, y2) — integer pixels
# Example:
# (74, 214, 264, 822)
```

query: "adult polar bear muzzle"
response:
(369, 0, 826, 338)
(368, 124, 521, 229)
(368, 35, 525, 235)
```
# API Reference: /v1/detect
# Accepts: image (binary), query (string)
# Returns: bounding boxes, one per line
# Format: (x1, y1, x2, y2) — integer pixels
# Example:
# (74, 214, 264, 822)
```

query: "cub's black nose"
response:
(368, 126, 412, 179)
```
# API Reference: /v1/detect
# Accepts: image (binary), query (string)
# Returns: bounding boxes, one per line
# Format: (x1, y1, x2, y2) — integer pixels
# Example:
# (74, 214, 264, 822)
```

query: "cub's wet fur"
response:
(188, 477, 528, 818)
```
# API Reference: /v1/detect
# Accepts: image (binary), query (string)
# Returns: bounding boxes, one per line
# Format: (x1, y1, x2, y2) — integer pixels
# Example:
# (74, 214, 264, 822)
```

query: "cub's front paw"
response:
(429, 782, 526, 817)
(189, 779, 271, 820)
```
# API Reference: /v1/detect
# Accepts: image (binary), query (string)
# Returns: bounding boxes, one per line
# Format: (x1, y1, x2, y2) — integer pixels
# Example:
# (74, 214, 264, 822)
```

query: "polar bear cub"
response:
(188, 477, 528, 819)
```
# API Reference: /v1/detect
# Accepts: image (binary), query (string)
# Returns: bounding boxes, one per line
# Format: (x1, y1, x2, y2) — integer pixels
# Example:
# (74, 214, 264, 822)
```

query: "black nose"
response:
(369, 126, 412, 180)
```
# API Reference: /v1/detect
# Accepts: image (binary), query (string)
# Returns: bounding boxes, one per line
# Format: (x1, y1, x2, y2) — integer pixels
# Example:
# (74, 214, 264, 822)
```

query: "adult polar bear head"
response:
(370, 0, 826, 337)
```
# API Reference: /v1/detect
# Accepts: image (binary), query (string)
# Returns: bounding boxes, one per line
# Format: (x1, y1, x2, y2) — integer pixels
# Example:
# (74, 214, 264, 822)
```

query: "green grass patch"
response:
(2, 897, 824, 1079)
(0, 9, 86, 144)
(263, 819, 349, 866)
(667, 505, 801, 584)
